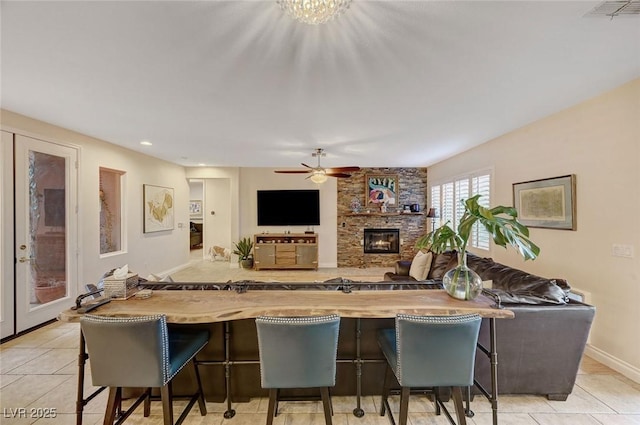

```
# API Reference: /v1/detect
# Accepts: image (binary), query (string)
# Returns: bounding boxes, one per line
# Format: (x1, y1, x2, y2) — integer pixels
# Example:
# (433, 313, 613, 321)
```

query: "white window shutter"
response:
(430, 171, 492, 251)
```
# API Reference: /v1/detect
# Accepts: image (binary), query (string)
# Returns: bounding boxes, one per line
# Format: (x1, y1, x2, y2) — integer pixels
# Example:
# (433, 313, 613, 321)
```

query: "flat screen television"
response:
(257, 190, 320, 226)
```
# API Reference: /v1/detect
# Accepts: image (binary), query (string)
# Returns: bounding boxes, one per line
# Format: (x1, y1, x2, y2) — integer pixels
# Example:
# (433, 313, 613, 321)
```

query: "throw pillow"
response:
(409, 250, 433, 281)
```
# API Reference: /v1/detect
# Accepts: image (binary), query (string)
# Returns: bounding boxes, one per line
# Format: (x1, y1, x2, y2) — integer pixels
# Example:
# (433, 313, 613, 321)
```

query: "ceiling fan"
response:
(274, 148, 360, 183)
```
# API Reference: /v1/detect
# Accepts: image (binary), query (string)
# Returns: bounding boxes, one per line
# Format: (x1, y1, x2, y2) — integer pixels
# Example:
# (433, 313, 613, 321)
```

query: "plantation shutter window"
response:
(429, 170, 492, 252)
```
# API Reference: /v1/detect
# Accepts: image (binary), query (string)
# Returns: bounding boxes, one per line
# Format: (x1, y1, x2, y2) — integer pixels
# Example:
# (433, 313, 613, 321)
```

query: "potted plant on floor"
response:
(233, 237, 254, 269)
(416, 195, 540, 300)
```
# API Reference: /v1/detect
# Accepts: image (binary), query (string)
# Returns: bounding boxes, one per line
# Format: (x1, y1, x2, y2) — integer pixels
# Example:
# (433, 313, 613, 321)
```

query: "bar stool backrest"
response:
(395, 313, 481, 388)
(256, 315, 340, 389)
(81, 314, 170, 388)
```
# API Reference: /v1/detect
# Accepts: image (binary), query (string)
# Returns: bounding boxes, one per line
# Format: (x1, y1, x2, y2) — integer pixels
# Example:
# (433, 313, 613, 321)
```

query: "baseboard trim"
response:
(584, 344, 640, 384)
(158, 262, 192, 279)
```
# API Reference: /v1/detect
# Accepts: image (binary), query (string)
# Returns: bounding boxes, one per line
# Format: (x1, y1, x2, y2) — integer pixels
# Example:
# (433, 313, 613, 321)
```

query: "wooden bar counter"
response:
(60, 285, 512, 425)
(58, 288, 513, 323)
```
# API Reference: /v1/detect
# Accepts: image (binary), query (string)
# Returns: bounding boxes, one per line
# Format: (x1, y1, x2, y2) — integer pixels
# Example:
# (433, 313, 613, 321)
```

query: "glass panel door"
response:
(15, 135, 78, 332)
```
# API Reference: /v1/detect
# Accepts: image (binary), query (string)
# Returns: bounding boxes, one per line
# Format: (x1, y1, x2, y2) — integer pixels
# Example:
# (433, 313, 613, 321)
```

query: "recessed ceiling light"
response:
(198, 163, 206, 166)
(140, 140, 152, 146)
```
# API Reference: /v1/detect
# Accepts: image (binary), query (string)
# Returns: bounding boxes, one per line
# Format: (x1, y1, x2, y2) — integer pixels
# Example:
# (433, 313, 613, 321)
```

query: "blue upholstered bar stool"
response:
(80, 314, 209, 425)
(377, 314, 482, 425)
(255, 315, 341, 425)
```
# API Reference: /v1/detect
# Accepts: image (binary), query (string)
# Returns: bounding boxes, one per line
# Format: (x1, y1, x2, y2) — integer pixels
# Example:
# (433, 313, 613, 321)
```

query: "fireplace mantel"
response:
(343, 212, 423, 217)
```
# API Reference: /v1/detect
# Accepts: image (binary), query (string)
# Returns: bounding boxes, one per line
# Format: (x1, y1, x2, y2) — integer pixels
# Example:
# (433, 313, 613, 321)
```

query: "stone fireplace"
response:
(337, 167, 428, 267)
(364, 228, 400, 254)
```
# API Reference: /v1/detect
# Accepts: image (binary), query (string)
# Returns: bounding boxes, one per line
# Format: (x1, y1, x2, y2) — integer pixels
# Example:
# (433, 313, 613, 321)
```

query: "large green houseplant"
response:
(233, 237, 254, 269)
(416, 195, 540, 300)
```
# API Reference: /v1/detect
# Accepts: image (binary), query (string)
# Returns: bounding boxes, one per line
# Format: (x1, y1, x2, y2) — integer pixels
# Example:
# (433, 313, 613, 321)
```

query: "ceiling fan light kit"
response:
(310, 169, 328, 184)
(275, 148, 360, 184)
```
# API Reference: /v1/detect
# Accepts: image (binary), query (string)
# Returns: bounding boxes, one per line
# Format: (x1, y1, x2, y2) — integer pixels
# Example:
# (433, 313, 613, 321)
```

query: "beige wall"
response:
(428, 78, 640, 382)
(240, 168, 338, 268)
(1, 110, 192, 285)
(185, 167, 338, 267)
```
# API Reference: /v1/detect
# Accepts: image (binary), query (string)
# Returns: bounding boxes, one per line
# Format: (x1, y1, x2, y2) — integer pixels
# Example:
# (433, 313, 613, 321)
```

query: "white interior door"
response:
(1, 131, 15, 338)
(14, 134, 78, 332)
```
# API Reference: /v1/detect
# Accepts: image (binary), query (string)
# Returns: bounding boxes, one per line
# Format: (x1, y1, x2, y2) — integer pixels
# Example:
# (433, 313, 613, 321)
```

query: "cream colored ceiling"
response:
(1, 1, 639, 168)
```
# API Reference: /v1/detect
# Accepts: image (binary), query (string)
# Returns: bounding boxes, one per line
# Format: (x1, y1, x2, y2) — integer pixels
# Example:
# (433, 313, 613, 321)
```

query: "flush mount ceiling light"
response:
(277, 0, 352, 25)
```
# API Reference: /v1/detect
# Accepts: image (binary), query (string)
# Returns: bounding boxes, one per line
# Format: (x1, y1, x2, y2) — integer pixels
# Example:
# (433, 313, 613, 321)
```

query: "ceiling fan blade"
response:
(301, 163, 313, 169)
(274, 170, 311, 174)
(326, 173, 352, 178)
(326, 166, 360, 173)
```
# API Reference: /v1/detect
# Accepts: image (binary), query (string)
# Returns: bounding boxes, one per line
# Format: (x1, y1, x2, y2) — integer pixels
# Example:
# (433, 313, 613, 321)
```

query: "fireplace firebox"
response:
(364, 228, 400, 254)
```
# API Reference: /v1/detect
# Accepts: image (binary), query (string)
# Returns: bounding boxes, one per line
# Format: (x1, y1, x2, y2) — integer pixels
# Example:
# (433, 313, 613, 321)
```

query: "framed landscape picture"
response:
(513, 174, 576, 230)
(143, 184, 175, 233)
(366, 174, 398, 206)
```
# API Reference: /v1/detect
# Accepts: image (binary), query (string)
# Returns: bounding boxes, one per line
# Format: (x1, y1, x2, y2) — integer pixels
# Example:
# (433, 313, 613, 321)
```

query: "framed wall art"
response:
(143, 184, 175, 233)
(366, 174, 399, 206)
(512, 174, 576, 230)
(189, 200, 202, 219)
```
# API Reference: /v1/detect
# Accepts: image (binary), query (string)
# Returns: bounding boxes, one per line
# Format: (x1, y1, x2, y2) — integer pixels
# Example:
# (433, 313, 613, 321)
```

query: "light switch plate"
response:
(612, 244, 634, 258)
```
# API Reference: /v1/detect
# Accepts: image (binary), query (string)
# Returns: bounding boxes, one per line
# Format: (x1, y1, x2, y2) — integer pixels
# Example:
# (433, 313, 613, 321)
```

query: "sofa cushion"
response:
(427, 251, 458, 280)
(474, 261, 570, 305)
(409, 251, 433, 280)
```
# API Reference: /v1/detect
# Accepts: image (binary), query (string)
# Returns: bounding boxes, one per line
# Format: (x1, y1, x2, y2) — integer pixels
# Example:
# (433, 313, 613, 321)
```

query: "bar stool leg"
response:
(266, 389, 278, 425)
(103, 387, 121, 425)
(380, 364, 393, 416)
(320, 387, 333, 425)
(143, 388, 152, 417)
(399, 387, 410, 425)
(189, 359, 207, 415)
(160, 383, 174, 425)
(434, 387, 442, 415)
(452, 386, 467, 425)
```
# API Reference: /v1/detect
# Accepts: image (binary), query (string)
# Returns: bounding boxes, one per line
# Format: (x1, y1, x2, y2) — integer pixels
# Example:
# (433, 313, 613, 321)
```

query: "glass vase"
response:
(442, 251, 482, 300)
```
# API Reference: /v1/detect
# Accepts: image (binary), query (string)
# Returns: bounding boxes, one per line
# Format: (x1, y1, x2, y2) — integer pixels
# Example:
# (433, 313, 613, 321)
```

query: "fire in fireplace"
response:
(364, 228, 400, 254)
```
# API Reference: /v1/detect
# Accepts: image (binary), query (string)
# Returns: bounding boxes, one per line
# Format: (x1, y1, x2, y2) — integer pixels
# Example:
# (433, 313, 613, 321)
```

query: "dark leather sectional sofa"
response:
(384, 250, 596, 401)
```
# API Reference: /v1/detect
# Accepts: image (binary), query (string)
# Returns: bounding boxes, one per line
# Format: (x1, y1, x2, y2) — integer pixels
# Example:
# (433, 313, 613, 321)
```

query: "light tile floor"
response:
(2, 252, 639, 425)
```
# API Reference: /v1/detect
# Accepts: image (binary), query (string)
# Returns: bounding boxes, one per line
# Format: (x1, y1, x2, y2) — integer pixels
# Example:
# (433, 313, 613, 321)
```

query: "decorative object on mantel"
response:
(350, 197, 362, 213)
(512, 174, 576, 230)
(426, 207, 439, 232)
(277, 0, 352, 25)
(366, 174, 398, 206)
(416, 195, 540, 301)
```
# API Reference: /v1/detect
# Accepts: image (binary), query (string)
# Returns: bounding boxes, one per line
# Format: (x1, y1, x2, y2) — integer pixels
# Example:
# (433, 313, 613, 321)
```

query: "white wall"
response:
(1, 110, 191, 285)
(204, 178, 232, 256)
(428, 79, 640, 382)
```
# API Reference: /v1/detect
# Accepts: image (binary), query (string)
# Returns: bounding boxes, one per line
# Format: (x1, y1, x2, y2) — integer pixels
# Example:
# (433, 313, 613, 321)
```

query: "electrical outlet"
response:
(612, 244, 634, 258)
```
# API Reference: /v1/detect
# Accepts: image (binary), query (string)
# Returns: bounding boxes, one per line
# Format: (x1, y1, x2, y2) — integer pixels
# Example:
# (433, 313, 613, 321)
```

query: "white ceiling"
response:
(2, 1, 639, 168)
